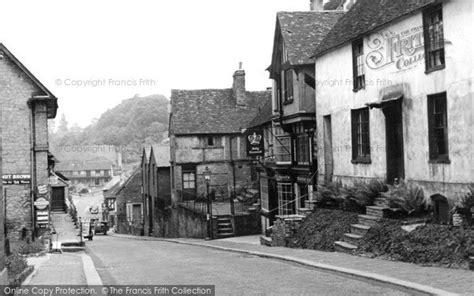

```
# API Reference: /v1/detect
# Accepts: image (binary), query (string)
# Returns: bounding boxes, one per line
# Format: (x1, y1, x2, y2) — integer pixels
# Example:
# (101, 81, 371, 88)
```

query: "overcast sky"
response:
(0, 0, 313, 127)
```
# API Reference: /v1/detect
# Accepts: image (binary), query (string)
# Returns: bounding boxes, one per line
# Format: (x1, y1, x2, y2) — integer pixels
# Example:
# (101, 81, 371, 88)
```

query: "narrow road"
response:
(86, 235, 411, 296)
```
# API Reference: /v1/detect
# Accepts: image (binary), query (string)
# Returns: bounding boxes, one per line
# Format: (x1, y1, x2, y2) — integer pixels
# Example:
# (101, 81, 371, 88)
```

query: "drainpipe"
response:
(28, 99, 37, 240)
(229, 136, 236, 216)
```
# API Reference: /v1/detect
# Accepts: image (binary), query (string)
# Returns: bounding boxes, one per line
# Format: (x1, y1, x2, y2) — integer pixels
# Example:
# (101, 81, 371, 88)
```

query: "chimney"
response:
(233, 62, 246, 106)
(310, 0, 324, 11)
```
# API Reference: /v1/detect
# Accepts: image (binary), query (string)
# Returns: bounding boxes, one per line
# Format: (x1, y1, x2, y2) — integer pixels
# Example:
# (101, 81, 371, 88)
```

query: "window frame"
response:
(351, 107, 371, 164)
(427, 92, 449, 163)
(277, 183, 294, 216)
(423, 4, 445, 73)
(182, 171, 196, 189)
(283, 69, 294, 104)
(352, 39, 365, 92)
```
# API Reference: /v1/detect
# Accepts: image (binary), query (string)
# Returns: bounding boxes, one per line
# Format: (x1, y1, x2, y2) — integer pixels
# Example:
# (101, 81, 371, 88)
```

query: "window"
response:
(294, 124, 310, 165)
(352, 39, 365, 91)
(428, 92, 449, 162)
(277, 183, 294, 216)
(351, 108, 371, 163)
(274, 126, 291, 163)
(106, 198, 116, 211)
(207, 136, 214, 146)
(182, 172, 196, 189)
(260, 177, 269, 211)
(95, 179, 100, 186)
(298, 183, 308, 209)
(423, 4, 445, 72)
(283, 70, 294, 103)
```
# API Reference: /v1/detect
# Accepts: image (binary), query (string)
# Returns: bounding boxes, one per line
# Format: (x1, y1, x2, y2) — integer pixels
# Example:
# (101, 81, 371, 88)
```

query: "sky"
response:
(0, 0, 313, 127)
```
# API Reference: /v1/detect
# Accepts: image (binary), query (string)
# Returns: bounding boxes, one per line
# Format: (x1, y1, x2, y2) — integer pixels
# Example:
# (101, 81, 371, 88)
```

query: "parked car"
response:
(93, 221, 108, 235)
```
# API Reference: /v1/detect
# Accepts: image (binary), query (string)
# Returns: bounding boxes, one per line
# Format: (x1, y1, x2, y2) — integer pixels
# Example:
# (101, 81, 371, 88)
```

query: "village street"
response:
(84, 235, 410, 296)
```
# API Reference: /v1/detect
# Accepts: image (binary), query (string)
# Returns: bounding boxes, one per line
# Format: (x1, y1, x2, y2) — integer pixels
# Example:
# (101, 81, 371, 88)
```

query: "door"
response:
(383, 100, 405, 184)
(323, 115, 334, 183)
(51, 187, 65, 211)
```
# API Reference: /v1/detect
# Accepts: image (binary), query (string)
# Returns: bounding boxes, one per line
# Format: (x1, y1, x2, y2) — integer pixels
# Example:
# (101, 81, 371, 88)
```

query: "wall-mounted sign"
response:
(296, 175, 312, 184)
(246, 128, 264, 157)
(36, 210, 49, 226)
(34, 198, 49, 210)
(2, 174, 31, 185)
(366, 25, 424, 71)
(37, 184, 48, 195)
(276, 174, 292, 182)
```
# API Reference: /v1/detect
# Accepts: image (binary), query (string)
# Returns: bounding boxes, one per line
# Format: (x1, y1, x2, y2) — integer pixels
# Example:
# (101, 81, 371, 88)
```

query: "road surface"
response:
(86, 235, 411, 296)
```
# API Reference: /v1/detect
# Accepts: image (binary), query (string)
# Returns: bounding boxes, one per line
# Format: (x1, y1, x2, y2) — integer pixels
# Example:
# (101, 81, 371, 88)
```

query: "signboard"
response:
(276, 174, 292, 182)
(296, 175, 312, 184)
(34, 198, 49, 210)
(36, 210, 49, 227)
(245, 128, 264, 157)
(2, 174, 31, 185)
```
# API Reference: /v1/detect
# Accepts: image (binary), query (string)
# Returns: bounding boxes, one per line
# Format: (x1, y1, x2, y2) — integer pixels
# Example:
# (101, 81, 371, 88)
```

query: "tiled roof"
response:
(170, 89, 271, 135)
(276, 11, 344, 66)
(116, 168, 142, 203)
(151, 145, 170, 167)
(56, 158, 113, 171)
(314, 0, 438, 57)
(247, 95, 273, 128)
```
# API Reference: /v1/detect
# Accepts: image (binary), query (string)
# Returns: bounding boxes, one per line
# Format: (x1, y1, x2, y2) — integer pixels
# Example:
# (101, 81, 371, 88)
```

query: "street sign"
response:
(34, 197, 49, 210)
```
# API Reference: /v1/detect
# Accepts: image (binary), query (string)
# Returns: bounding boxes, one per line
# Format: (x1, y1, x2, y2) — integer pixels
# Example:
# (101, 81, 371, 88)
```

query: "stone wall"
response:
(152, 205, 207, 238)
(270, 216, 304, 247)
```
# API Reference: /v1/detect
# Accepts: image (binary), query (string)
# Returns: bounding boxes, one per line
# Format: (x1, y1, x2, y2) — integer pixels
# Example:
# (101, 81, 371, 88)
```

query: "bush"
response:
(18, 240, 46, 255)
(6, 253, 28, 277)
(314, 182, 343, 209)
(452, 186, 474, 225)
(340, 180, 388, 213)
(381, 180, 426, 216)
(289, 208, 359, 251)
(357, 220, 474, 269)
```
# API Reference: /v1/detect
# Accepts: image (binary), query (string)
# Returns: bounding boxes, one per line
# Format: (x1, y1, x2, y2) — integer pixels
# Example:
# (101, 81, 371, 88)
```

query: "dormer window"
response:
(352, 39, 365, 91)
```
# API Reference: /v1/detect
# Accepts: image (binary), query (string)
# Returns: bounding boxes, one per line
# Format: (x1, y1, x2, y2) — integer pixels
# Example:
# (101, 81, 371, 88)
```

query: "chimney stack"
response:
(343, 0, 356, 11)
(310, 0, 324, 11)
(233, 62, 246, 106)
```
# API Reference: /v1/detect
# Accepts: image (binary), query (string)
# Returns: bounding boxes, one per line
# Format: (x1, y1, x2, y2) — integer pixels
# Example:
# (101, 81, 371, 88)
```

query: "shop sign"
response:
(34, 198, 49, 210)
(37, 184, 48, 195)
(276, 175, 291, 182)
(296, 175, 312, 184)
(2, 174, 31, 185)
(245, 127, 264, 157)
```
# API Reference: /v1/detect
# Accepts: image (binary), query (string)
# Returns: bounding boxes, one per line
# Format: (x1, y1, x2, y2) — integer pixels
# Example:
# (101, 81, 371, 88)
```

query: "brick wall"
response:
(271, 216, 304, 247)
(0, 51, 52, 240)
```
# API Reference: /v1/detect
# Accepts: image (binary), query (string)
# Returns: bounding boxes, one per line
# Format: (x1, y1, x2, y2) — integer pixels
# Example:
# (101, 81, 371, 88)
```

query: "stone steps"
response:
(350, 224, 371, 236)
(342, 233, 363, 246)
(334, 241, 357, 254)
(358, 214, 381, 227)
(365, 206, 390, 218)
(216, 216, 234, 238)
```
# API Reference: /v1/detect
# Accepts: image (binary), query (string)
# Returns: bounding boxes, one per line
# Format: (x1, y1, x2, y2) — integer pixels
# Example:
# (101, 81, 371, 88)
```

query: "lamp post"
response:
(203, 166, 212, 240)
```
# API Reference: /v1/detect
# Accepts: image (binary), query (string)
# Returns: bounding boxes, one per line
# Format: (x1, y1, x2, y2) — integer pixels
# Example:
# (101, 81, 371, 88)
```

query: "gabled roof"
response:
(170, 88, 270, 135)
(270, 11, 344, 72)
(247, 94, 273, 129)
(116, 168, 142, 200)
(150, 145, 170, 167)
(314, 0, 439, 57)
(142, 146, 152, 165)
(0, 43, 58, 118)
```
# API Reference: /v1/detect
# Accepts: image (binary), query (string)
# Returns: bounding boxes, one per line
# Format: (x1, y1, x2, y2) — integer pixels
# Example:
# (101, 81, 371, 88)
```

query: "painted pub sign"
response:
(246, 128, 264, 157)
(2, 174, 31, 185)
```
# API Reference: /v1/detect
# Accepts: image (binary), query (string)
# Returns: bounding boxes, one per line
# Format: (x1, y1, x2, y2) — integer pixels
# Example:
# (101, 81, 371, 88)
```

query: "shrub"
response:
(381, 180, 426, 216)
(357, 220, 474, 269)
(6, 253, 28, 277)
(18, 240, 46, 255)
(452, 186, 474, 225)
(314, 181, 343, 209)
(340, 180, 388, 213)
(289, 208, 359, 251)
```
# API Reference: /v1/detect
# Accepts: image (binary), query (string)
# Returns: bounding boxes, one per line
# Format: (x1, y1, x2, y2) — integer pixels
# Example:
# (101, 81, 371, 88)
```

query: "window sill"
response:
(351, 157, 372, 164)
(429, 158, 450, 164)
(283, 99, 294, 105)
(425, 65, 445, 74)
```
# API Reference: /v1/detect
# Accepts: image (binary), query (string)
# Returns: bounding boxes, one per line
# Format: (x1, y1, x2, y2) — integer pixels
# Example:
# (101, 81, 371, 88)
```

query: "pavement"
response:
(50, 212, 81, 244)
(20, 231, 473, 295)
(111, 233, 474, 296)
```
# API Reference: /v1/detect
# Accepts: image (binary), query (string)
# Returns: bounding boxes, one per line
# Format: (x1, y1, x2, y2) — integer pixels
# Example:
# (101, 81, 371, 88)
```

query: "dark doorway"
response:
(431, 194, 449, 224)
(148, 195, 153, 235)
(268, 178, 278, 225)
(383, 100, 405, 184)
(323, 115, 334, 183)
(51, 187, 65, 212)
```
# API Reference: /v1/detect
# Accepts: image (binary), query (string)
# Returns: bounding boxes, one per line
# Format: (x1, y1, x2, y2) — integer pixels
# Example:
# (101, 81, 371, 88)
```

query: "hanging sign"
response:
(245, 128, 264, 157)
(34, 198, 50, 210)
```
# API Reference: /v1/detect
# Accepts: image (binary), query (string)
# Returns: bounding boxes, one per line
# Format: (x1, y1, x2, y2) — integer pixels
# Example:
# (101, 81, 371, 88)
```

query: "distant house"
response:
(0, 43, 58, 240)
(169, 67, 271, 204)
(114, 168, 143, 235)
(314, 0, 473, 222)
(56, 158, 114, 188)
(141, 145, 171, 236)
